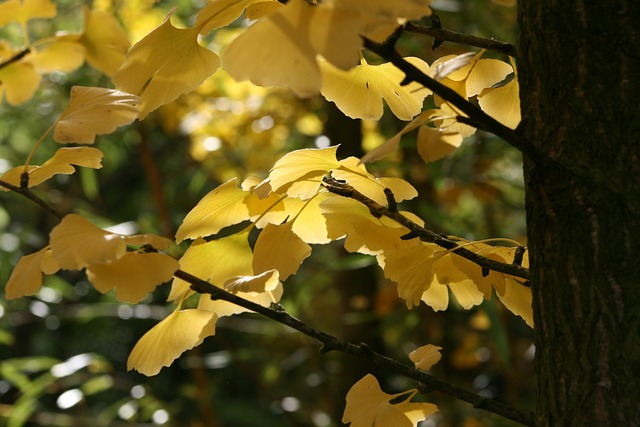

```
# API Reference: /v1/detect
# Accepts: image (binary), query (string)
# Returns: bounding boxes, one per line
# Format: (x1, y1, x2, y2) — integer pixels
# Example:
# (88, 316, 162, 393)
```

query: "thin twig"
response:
(322, 176, 530, 283)
(0, 48, 30, 71)
(362, 35, 538, 161)
(176, 269, 535, 426)
(405, 22, 517, 57)
(0, 178, 64, 219)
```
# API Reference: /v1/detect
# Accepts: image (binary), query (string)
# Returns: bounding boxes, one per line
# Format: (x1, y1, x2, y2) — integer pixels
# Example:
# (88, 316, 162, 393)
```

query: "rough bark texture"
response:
(518, 1, 640, 425)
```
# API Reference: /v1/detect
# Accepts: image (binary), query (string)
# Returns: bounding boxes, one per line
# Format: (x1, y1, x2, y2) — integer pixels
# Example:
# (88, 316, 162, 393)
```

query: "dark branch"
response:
(0, 178, 64, 219)
(362, 35, 538, 161)
(176, 269, 535, 426)
(0, 49, 30, 71)
(405, 22, 517, 57)
(322, 176, 531, 283)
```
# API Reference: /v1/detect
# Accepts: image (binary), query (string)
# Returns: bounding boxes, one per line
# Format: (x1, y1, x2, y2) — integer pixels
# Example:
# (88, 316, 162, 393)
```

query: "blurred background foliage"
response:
(0, 0, 532, 426)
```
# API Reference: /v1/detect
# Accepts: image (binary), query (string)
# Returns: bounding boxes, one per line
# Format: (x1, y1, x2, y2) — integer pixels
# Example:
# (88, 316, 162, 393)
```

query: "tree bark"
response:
(518, 1, 640, 425)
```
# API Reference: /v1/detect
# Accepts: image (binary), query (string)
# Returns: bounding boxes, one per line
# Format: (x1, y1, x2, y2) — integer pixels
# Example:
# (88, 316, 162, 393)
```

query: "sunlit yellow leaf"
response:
(196, 0, 268, 35)
(497, 278, 533, 327)
(49, 214, 127, 270)
(113, 13, 220, 119)
(289, 192, 333, 244)
(78, 6, 130, 76)
(433, 253, 484, 309)
(127, 307, 217, 376)
(478, 75, 521, 129)
(253, 222, 311, 280)
(5, 247, 59, 299)
(421, 280, 449, 311)
(0, 0, 56, 26)
(383, 243, 439, 308)
(245, 1, 282, 19)
(0, 147, 103, 191)
(87, 252, 178, 303)
(175, 179, 250, 243)
(53, 86, 140, 144)
(269, 146, 340, 193)
(409, 344, 442, 371)
(224, 269, 280, 294)
(222, 0, 361, 97)
(30, 40, 85, 72)
(320, 56, 430, 121)
(197, 281, 284, 317)
(122, 233, 172, 250)
(342, 374, 437, 427)
(0, 61, 41, 105)
(416, 126, 463, 163)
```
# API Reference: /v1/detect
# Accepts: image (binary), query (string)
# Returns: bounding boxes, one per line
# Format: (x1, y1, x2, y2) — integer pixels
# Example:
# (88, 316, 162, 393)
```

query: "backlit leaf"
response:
(5, 247, 59, 299)
(253, 222, 311, 280)
(320, 56, 430, 120)
(196, 0, 270, 35)
(224, 269, 280, 294)
(175, 178, 250, 243)
(54, 86, 141, 144)
(0, 61, 41, 105)
(113, 13, 220, 119)
(128, 307, 217, 376)
(87, 252, 179, 303)
(416, 126, 463, 163)
(30, 40, 85, 73)
(478, 73, 521, 129)
(198, 281, 284, 317)
(78, 6, 130, 76)
(0, 147, 103, 191)
(497, 278, 533, 327)
(409, 344, 442, 371)
(269, 146, 340, 193)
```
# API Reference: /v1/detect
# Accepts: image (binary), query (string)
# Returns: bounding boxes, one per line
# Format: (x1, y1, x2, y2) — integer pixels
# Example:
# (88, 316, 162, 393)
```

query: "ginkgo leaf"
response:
(122, 233, 172, 250)
(383, 243, 440, 308)
(78, 6, 130, 76)
(53, 86, 141, 144)
(416, 126, 463, 163)
(342, 374, 437, 427)
(320, 56, 431, 121)
(196, 0, 268, 35)
(127, 307, 217, 376)
(429, 52, 476, 81)
(87, 252, 179, 303)
(30, 40, 85, 73)
(421, 280, 449, 311)
(168, 232, 253, 302)
(245, 1, 282, 19)
(0, 147, 103, 191)
(224, 269, 280, 294)
(268, 146, 340, 193)
(497, 278, 533, 327)
(197, 281, 284, 317)
(0, 0, 56, 26)
(49, 214, 127, 270)
(0, 61, 41, 105)
(113, 12, 220, 119)
(478, 75, 521, 129)
(253, 222, 311, 280)
(222, 0, 361, 97)
(5, 247, 59, 299)
(288, 192, 333, 244)
(409, 344, 442, 371)
(175, 178, 250, 243)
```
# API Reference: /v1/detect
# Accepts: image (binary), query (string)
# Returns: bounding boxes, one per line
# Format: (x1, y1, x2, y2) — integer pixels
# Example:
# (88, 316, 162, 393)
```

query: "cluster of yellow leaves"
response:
(343, 345, 441, 426)
(0, 2, 129, 105)
(5, 214, 178, 302)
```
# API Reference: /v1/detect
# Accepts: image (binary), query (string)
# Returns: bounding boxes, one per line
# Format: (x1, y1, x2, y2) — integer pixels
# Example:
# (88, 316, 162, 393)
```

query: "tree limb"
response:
(176, 269, 535, 426)
(0, 178, 64, 219)
(322, 176, 531, 283)
(405, 22, 517, 57)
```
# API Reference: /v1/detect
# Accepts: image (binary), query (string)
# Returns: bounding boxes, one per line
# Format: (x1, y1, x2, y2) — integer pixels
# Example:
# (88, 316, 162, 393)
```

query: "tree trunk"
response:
(518, 1, 640, 425)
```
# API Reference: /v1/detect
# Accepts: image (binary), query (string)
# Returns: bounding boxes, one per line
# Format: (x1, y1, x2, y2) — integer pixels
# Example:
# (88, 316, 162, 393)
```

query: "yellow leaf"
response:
(54, 86, 141, 144)
(49, 214, 127, 270)
(320, 56, 430, 120)
(175, 178, 250, 243)
(78, 6, 130, 76)
(113, 13, 220, 119)
(122, 233, 172, 250)
(128, 307, 217, 376)
(222, 0, 361, 97)
(497, 278, 534, 327)
(252, 222, 311, 280)
(416, 126, 463, 163)
(433, 253, 484, 309)
(168, 232, 253, 302)
(0, 61, 41, 105)
(478, 75, 521, 130)
(289, 192, 333, 244)
(224, 269, 280, 294)
(245, 1, 282, 19)
(87, 252, 178, 303)
(197, 281, 284, 317)
(196, 0, 269, 35)
(268, 146, 340, 193)
(409, 344, 442, 371)
(0, 0, 56, 26)
(0, 147, 103, 191)
(5, 247, 59, 299)
(30, 40, 85, 73)
(342, 374, 437, 427)
(383, 243, 439, 308)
